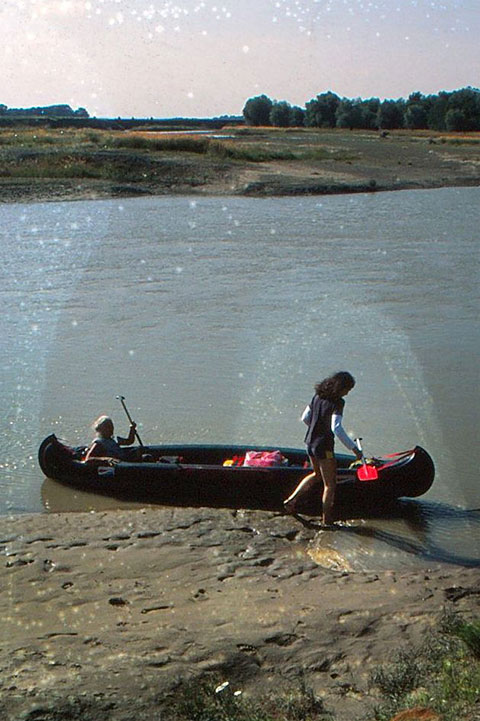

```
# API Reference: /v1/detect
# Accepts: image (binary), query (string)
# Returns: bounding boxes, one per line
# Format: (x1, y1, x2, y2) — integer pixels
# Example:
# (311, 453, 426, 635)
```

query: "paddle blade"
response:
(357, 463, 379, 481)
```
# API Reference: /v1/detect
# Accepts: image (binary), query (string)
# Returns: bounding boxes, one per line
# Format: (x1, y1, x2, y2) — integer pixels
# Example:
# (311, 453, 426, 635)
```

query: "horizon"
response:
(1, 1, 479, 119)
(3, 82, 480, 122)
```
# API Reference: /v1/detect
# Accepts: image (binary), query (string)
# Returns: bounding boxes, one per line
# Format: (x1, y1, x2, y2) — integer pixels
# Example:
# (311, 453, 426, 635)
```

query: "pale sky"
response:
(1, 0, 478, 118)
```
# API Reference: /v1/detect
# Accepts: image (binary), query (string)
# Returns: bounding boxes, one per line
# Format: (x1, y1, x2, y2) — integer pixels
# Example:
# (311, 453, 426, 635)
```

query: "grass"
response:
(439, 136, 480, 145)
(0, 152, 155, 181)
(107, 133, 211, 154)
(160, 676, 332, 721)
(0, 126, 357, 174)
(1, 125, 477, 196)
(367, 610, 480, 721)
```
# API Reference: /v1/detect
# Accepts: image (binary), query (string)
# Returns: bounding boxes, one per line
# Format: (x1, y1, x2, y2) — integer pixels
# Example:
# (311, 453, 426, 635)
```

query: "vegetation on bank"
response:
(160, 610, 480, 721)
(161, 676, 331, 721)
(0, 125, 478, 201)
(368, 610, 480, 721)
(1, 125, 479, 187)
(0, 126, 359, 184)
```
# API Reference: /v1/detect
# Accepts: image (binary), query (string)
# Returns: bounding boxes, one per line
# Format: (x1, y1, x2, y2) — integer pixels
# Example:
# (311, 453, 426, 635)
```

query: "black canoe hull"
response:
(38, 435, 435, 514)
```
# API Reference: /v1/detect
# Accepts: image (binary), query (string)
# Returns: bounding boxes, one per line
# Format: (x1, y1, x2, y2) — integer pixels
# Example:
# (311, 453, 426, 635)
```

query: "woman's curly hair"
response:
(315, 371, 355, 400)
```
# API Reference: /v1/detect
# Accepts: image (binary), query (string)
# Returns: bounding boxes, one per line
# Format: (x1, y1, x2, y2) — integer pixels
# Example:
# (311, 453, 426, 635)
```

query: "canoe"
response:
(38, 434, 435, 515)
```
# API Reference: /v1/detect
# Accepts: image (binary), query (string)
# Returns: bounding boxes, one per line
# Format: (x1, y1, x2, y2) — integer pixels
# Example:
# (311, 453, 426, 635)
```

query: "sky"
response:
(1, 0, 479, 118)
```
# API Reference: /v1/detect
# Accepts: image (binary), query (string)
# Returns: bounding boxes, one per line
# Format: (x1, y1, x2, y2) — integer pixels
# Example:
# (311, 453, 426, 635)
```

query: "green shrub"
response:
(441, 609, 480, 658)
(208, 142, 297, 162)
(107, 134, 210, 154)
(438, 136, 480, 145)
(368, 611, 480, 721)
(371, 649, 422, 700)
(161, 677, 330, 721)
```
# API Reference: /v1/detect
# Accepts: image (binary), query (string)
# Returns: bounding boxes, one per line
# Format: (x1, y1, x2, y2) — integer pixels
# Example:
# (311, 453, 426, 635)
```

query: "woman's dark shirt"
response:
(304, 395, 345, 450)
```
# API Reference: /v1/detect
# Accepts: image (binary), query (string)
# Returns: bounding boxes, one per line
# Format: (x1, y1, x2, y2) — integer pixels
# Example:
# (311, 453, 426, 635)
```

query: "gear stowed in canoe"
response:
(38, 434, 435, 514)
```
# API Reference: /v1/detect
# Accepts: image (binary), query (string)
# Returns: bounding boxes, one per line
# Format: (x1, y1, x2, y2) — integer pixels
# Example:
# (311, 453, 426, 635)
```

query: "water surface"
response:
(1, 188, 479, 568)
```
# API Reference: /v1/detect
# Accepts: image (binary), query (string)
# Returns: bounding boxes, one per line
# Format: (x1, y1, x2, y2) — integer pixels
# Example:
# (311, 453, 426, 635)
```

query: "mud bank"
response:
(1, 507, 478, 720)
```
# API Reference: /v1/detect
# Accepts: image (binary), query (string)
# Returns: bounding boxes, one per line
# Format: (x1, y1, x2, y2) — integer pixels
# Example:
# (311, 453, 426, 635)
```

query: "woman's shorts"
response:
(307, 441, 335, 461)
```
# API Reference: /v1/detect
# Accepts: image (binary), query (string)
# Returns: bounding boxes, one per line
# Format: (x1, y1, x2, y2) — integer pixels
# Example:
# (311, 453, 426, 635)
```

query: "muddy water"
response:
(1, 187, 479, 568)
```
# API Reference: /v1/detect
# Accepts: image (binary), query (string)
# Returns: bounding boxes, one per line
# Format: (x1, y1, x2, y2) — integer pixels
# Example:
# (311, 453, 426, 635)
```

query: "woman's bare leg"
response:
(283, 457, 319, 511)
(318, 458, 337, 525)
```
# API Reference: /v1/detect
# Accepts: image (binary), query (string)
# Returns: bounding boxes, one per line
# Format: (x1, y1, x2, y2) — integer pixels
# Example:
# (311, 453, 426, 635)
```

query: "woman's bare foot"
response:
(283, 499, 298, 514)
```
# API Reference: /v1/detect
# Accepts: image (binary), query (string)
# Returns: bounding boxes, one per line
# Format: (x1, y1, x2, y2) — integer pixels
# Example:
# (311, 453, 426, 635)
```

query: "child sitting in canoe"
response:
(84, 415, 137, 462)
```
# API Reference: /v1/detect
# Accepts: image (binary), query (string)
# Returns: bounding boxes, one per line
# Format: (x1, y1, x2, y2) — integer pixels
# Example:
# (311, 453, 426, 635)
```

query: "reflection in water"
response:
(41, 477, 156, 513)
(307, 500, 480, 571)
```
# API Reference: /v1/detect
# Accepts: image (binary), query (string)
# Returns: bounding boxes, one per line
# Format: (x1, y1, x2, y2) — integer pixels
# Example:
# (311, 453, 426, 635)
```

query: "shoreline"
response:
(0, 174, 478, 206)
(1, 506, 479, 720)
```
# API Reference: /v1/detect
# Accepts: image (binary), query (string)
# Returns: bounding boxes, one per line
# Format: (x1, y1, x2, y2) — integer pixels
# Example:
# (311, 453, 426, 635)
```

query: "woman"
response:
(284, 371, 362, 525)
(84, 415, 137, 462)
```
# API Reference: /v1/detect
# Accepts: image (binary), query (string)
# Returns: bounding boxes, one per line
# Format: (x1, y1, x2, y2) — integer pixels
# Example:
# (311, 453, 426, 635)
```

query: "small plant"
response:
(438, 136, 480, 145)
(367, 611, 480, 721)
(371, 648, 422, 701)
(160, 675, 331, 721)
(106, 134, 211, 154)
(440, 608, 480, 658)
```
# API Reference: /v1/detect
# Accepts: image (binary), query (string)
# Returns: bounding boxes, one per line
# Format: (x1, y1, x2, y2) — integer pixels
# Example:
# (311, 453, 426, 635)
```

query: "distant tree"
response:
(305, 91, 340, 128)
(377, 99, 405, 129)
(407, 91, 424, 106)
(405, 103, 428, 129)
(74, 107, 89, 118)
(270, 100, 292, 127)
(241, 87, 480, 133)
(39, 104, 75, 116)
(243, 94, 273, 126)
(335, 99, 363, 129)
(289, 105, 305, 127)
(445, 108, 468, 131)
(358, 98, 380, 129)
(427, 91, 449, 130)
(404, 92, 428, 129)
(446, 87, 480, 131)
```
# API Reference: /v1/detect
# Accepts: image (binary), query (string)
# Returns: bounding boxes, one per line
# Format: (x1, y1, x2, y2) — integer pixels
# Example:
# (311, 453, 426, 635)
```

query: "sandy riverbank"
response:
(1, 507, 479, 720)
(0, 128, 479, 203)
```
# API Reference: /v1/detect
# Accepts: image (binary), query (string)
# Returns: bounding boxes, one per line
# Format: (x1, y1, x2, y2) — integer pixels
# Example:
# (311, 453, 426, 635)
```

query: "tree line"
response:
(243, 87, 480, 132)
(0, 103, 89, 118)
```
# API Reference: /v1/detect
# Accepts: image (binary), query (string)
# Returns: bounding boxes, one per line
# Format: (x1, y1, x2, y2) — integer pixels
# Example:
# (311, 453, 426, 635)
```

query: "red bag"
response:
(243, 450, 284, 467)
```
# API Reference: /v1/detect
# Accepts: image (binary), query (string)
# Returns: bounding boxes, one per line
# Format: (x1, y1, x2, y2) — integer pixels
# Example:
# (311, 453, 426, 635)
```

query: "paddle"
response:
(354, 437, 378, 481)
(116, 395, 144, 448)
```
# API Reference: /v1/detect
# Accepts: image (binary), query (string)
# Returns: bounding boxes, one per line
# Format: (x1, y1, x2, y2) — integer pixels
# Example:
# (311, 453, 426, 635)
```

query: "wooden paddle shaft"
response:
(116, 395, 144, 447)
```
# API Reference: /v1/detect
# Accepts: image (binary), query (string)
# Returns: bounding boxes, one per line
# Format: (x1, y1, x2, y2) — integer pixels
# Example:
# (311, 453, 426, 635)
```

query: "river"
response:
(1, 187, 479, 569)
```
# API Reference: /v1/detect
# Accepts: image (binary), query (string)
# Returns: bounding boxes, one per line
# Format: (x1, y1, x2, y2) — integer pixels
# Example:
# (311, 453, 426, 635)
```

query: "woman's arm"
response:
(300, 405, 312, 425)
(331, 414, 362, 457)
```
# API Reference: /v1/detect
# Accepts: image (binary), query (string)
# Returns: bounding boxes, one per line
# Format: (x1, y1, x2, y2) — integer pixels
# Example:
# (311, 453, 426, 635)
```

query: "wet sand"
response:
(1, 506, 479, 720)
